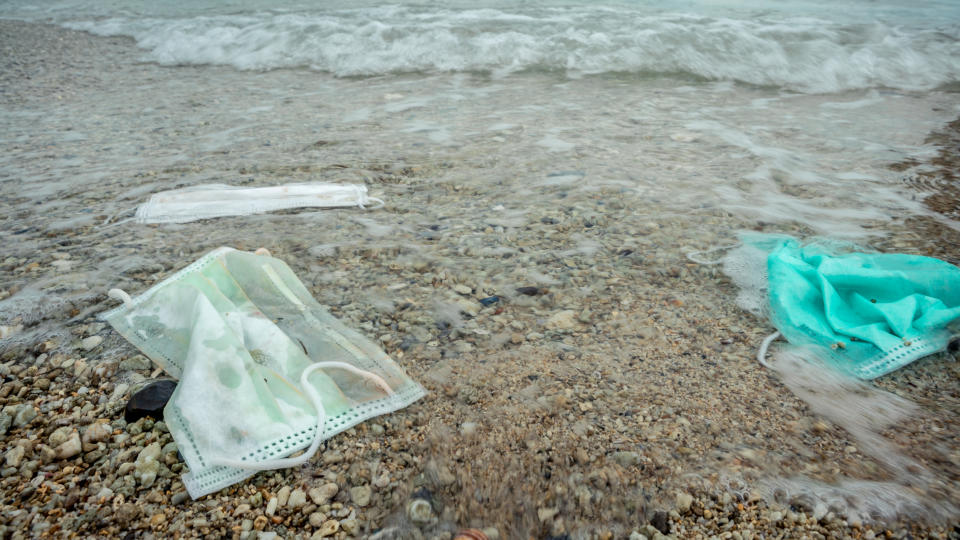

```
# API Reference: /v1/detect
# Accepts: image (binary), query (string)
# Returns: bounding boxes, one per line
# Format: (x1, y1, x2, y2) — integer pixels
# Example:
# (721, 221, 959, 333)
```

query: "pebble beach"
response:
(2, 14, 960, 540)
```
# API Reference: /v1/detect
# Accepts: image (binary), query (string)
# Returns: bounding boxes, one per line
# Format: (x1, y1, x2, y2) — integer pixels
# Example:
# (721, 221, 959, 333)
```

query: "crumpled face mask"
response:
(133, 183, 384, 224)
(102, 247, 425, 498)
(722, 233, 960, 379)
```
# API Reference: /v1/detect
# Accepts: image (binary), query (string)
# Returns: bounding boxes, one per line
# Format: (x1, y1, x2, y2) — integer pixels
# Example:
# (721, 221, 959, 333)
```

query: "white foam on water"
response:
(39, 3, 956, 93)
(772, 348, 919, 472)
(536, 135, 575, 152)
(757, 347, 958, 523)
(685, 116, 948, 238)
(764, 477, 955, 525)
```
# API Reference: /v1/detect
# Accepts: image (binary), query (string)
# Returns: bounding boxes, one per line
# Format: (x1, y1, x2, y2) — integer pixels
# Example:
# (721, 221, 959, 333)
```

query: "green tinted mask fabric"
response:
(102, 247, 425, 498)
(727, 233, 960, 379)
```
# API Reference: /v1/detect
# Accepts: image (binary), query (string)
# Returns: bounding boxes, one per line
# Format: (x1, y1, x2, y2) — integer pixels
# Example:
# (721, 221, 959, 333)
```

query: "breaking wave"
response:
(63, 5, 960, 93)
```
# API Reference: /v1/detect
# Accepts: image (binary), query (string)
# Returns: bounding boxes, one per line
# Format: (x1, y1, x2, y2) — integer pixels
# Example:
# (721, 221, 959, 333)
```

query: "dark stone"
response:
(399, 336, 420, 351)
(171, 491, 190, 505)
(479, 296, 500, 307)
(124, 380, 177, 423)
(64, 490, 80, 509)
(515, 286, 541, 296)
(546, 170, 584, 178)
(948, 338, 959, 353)
(651, 510, 670, 534)
(410, 487, 433, 502)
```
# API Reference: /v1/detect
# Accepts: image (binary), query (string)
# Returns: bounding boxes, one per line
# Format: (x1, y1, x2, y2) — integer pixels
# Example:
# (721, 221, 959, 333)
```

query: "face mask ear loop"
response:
(757, 331, 781, 368)
(99, 206, 137, 228)
(209, 362, 394, 471)
(685, 242, 739, 265)
(108, 288, 134, 307)
(355, 185, 367, 210)
(354, 185, 385, 210)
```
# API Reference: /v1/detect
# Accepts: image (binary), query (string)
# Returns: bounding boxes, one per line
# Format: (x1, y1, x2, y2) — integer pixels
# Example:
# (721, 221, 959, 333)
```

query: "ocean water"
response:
(3, 0, 960, 235)
(2, 0, 960, 533)
(7, 0, 960, 91)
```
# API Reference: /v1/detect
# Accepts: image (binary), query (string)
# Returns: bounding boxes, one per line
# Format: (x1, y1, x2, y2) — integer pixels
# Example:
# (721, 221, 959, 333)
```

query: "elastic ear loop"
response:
(108, 288, 134, 306)
(354, 185, 385, 210)
(757, 331, 781, 368)
(685, 242, 739, 265)
(209, 362, 393, 471)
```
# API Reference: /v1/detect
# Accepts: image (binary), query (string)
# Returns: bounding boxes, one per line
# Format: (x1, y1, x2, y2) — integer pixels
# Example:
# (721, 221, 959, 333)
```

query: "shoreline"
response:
(1, 19, 960, 540)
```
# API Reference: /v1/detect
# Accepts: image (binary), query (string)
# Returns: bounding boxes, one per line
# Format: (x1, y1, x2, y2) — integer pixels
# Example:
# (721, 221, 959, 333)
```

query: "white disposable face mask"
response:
(102, 247, 425, 498)
(134, 183, 384, 224)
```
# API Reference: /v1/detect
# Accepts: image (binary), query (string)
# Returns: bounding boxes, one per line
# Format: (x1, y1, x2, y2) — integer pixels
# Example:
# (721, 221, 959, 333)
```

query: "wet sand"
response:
(1, 20, 959, 540)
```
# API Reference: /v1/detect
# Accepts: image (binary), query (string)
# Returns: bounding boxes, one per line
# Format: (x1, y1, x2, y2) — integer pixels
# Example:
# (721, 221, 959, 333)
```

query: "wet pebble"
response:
(349, 485, 372, 506)
(119, 355, 152, 371)
(287, 488, 307, 508)
(4, 445, 25, 468)
(82, 421, 112, 448)
(12, 404, 37, 427)
(276, 486, 291, 507)
(80, 335, 103, 350)
(545, 310, 577, 330)
(313, 520, 339, 538)
(133, 443, 161, 488)
(309, 483, 338, 505)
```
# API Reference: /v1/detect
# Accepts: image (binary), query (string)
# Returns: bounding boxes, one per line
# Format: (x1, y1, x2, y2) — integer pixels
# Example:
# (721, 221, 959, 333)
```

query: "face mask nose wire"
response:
(757, 331, 781, 368)
(210, 361, 394, 471)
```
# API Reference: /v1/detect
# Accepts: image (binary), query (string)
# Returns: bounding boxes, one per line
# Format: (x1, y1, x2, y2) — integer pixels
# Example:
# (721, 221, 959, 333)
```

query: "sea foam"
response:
(63, 5, 960, 92)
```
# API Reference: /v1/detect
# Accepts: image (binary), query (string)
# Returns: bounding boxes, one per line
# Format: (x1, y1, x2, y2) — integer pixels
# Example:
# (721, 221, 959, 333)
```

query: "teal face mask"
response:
(725, 233, 960, 379)
(102, 247, 425, 498)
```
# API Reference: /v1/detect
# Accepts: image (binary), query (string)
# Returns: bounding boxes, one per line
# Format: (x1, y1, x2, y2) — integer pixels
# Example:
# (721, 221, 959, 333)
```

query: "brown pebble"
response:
(149, 513, 167, 530)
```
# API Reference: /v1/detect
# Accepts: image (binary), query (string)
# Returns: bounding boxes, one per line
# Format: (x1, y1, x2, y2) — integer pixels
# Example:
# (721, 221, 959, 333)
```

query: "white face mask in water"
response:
(102, 247, 425, 498)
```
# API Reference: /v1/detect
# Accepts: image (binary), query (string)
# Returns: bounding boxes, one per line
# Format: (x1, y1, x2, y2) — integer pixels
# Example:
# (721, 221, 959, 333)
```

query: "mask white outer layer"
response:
(134, 183, 381, 224)
(102, 247, 425, 498)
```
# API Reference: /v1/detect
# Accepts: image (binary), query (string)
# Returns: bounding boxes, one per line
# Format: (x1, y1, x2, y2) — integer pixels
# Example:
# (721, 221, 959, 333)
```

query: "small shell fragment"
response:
(454, 529, 489, 540)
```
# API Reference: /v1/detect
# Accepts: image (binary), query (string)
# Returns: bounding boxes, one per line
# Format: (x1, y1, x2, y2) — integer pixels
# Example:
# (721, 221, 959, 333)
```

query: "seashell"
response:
(406, 498, 433, 524)
(454, 529, 488, 540)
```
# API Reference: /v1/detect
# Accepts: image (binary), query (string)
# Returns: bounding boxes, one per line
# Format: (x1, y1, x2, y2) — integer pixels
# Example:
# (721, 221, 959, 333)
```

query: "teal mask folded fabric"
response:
(728, 233, 960, 379)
